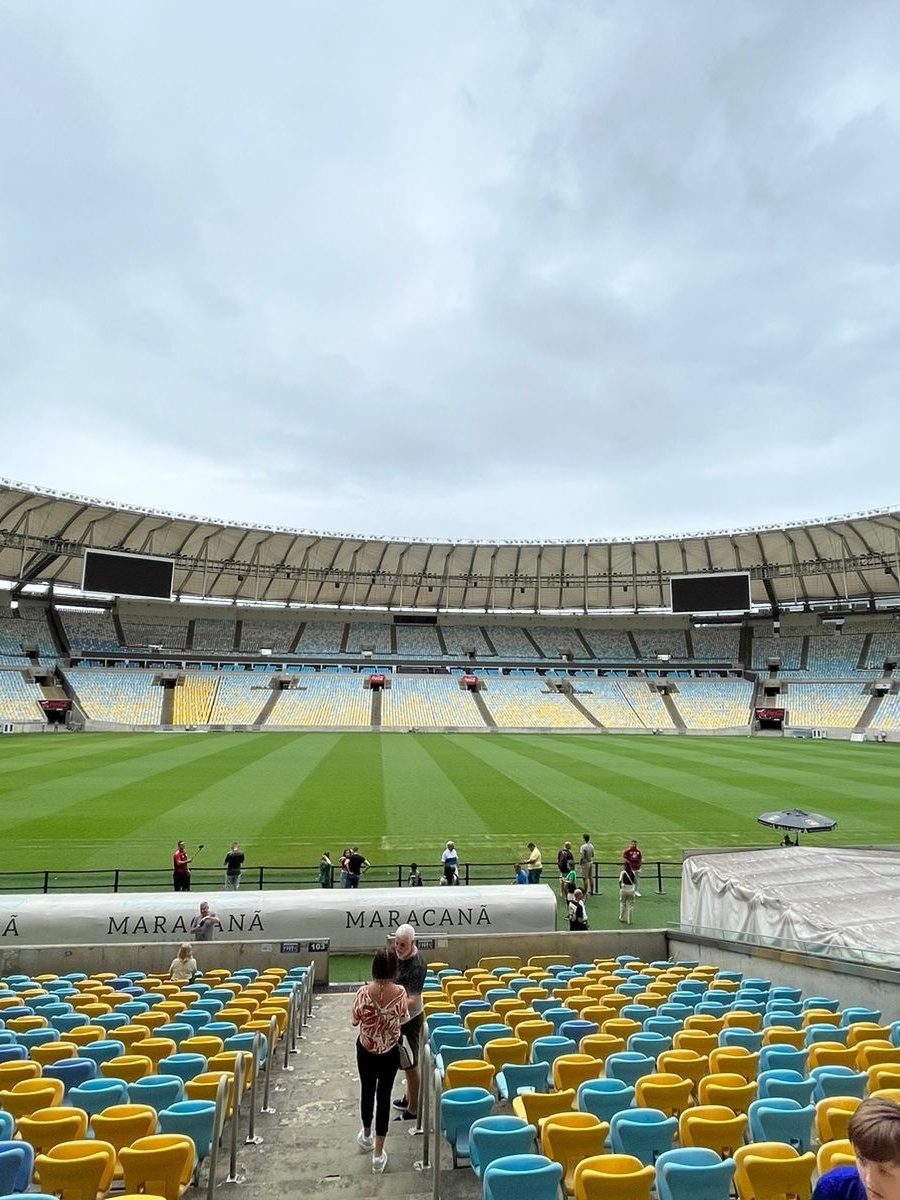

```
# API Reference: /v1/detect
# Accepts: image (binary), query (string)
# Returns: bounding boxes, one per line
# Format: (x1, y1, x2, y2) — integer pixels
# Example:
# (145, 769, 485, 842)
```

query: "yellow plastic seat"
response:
(580, 1034, 626, 1064)
(801, 1009, 841, 1028)
(552, 1054, 604, 1092)
(217, 1007, 253, 1029)
(132, 1038, 177, 1069)
(482, 1038, 529, 1074)
(34, 1138, 117, 1200)
(512, 1088, 576, 1130)
(185, 1071, 235, 1117)
(443, 1059, 496, 1092)
(657, 1049, 709, 1090)
(505, 1009, 540, 1032)
(846, 1023, 892, 1047)
(99, 1055, 153, 1083)
(30, 1040, 78, 1067)
(71, 1003, 111, 1021)
(807, 1043, 858, 1070)
(542, 1112, 609, 1196)
(867, 1066, 900, 1093)
(18, 1105, 88, 1154)
(762, 1026, 807, 1050)
(91, 1104, 159, 1180)
(61, 1026, 106, 1048)
(723, 1010, 763, 1032)
(208, 1051, 254, 1091)
(580, 1005, 617, 1027)
(817, 1140, 855, 1176)
(115, 1026, 156, 1054)
(696, 1073, 757, 1115)
(708, 1046, 759, 1082)
(518, 987, 550, 1008)
(679, 1103, 748, 1157)
(573, 1153, 655, 1200)
(673, 1030, 718, 1057)
(634, 1072, 694, 1117)
(515, 1020, 555, 1051)
(602, 1018, 642, 1042)
(815, 1096, 861, 1144)
(132, 1012, 168, 1034)
(0, 1060, 41, 1088)
(733, 1141, 815, 1200)
(180, 1035, 224, 1061)
(856, 1042, 900, 1071)
(154, 1002, 187, 1020)
(119, 1134, 194, 1200)
(6, 1014, 48, 1033)
(464, 1011, 497, 1034)
(0, 1076, 66, 1118)
(566, 995, 599, 1016)
(493, 999, 526, 1022)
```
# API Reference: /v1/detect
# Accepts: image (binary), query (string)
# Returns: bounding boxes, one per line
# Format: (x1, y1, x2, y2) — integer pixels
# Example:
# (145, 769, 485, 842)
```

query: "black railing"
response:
(0, 860, 682, 895)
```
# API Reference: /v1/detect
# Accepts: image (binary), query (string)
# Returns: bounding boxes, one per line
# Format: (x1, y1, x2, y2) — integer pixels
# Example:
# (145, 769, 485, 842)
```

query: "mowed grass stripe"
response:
(280, 733, 386, 851)
(127, 733, 346, 866)
(5, 735, 303, 868)
(378, 735, 493, 859)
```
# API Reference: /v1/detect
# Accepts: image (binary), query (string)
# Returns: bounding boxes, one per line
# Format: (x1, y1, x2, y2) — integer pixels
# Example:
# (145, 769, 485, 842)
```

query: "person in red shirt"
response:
(173, 840, 192, 892)
(622, 839, 643, 897)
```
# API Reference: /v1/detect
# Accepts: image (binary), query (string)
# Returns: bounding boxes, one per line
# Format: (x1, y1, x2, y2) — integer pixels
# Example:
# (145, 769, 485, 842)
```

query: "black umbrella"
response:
(758, 807, 837, 844)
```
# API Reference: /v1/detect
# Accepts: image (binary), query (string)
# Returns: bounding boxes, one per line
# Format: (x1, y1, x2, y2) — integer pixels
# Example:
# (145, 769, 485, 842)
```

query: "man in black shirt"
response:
(392, 923, 426, 1123)
(223, 842, 245, 890)
(346, 847, 369, 888)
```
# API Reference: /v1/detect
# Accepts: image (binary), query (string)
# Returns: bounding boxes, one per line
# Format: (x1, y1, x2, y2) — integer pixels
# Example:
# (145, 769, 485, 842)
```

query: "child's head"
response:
(850, 1097, 900, 1200)
(410, 862, 418, 872)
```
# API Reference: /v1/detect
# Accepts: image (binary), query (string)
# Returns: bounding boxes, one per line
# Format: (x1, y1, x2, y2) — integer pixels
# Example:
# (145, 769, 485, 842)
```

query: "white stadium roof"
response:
(1, 479, 899, 614)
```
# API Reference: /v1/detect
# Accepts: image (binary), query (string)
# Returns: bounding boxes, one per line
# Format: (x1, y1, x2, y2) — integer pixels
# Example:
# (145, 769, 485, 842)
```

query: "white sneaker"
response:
(635, 891, 642, 897)
(372, 1150, 388, 1174)
(357, 1129, 374, 1151)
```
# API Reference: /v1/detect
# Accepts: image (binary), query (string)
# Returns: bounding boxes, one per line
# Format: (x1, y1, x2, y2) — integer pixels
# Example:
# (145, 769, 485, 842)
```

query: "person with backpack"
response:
(618, 863, 638, 924)
(557, 841, 575, 898)
(567, 887, 589, 931)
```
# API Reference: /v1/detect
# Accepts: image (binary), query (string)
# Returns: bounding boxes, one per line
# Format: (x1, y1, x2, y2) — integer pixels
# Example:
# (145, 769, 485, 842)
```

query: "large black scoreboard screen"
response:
(82, 550, 174, 600)
(670, 572, 750, 614)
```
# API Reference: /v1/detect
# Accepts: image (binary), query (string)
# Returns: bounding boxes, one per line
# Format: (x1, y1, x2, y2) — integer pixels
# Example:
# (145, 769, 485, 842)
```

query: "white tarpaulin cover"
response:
(680, 846, 900, 965)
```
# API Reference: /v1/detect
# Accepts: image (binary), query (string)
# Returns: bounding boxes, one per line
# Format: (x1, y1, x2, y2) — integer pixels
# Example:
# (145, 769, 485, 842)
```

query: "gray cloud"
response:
(0, 1, 898, 542)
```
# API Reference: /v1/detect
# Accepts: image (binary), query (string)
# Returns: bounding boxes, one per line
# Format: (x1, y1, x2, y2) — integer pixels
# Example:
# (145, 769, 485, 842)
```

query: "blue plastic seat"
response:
(530, 1036, 577, 1082)
(757, 1069, 816, 1105)
(559, 1019, 599, 1046)
(0, 1045, 27, 1064)
(440, 1086, 495, 1167)
(93, 1013, 129, 1032)
(80, 1039, 126, 1068)
(458, 999, 491, 1022)
(436, 1044, 483, 1076)
(620, 1005, 656, 1024)
(758, 1045, 807, 1075)
(747, 1097, 815, 1152)
(531, 998, 558, 1015)
(610, 1106, 677, 1165)
(67, 1077, 129, 1117)
(719, 1029, 763, 1053)
(801, 996, 839, 1013)
(482, 1153, 563, 1200)
(842, 1007, 882, 1027)
(157, 1054, 209, 1084)
(496, 1062, 549, 1102)
(628, 1032, 672, 1058)
(430, 1026, 469, 1056)
(158, 1100, 217, 1184)
(769, 987, 802, 1004)
(41, 1056, 97, 1096)
(655, 1146, 735, 1200)
(469, 1115, 537, 1178)
(577, 1078, 635, 1125)
(0, 1139, 35, 1194)
(473, 1024, 514, 1050)
(806, 1024, 847, 1046)
(14, 1029, 56, 1050)
(127, 1073, 186, 1110)
(658, 1004, 693, 1022)
(191, 998, 224, 1018)
(225, 1032, 268, 1068)
(542, 1007, 577, 1035)
(809, 1065, 867, 1102)
(645, 1017, 683, 1039)
(180, 1010, 213, 1034)
(0, 1113, 14, 1141)
(426, 1012, 463, 1035)
(763, 1011, 803, 1029)
(484, 989, 516, 1008)
(605, 1051, 656, 1087)
(155, 1023, 195, 1049)
(199, 1021, 239, 1042)
(116, 1002, 150, 1020)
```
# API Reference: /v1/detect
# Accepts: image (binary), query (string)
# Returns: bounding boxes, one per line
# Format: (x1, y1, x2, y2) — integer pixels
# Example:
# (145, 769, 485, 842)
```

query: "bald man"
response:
(391, 923, 426, 1123)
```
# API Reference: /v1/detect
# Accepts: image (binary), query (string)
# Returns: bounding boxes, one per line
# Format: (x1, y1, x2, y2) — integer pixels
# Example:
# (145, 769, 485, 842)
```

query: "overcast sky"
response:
(1, 2, 898, 544)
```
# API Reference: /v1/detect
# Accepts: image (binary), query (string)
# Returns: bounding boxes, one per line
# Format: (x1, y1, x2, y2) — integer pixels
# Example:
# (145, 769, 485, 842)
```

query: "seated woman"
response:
(169, 941, 198, 983)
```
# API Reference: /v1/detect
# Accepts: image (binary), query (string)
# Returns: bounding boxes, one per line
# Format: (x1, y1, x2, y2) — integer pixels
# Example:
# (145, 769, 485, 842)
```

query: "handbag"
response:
(397, 1033, 414, 1070)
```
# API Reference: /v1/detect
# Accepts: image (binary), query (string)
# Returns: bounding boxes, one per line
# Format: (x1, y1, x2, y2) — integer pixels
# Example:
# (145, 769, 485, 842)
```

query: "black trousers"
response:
(356, 1039, 400, 1137)
(173, 872, 191, 892)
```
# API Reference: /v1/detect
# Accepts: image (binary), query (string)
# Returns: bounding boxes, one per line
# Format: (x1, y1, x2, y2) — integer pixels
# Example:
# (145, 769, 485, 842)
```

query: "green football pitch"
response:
(1, 730, 895, 878)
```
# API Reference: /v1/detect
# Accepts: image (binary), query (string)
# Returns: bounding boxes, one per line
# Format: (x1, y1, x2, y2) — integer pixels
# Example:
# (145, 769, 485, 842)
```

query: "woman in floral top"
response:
(351, 947, 408, 1174)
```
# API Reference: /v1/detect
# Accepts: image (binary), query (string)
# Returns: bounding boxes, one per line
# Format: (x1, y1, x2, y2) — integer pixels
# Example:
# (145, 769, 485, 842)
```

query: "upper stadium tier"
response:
(1, 479, 899, 614)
